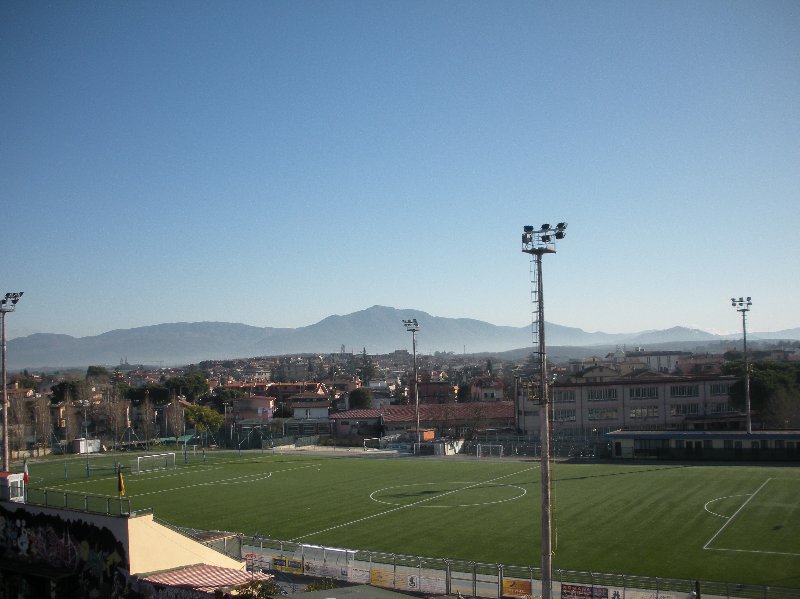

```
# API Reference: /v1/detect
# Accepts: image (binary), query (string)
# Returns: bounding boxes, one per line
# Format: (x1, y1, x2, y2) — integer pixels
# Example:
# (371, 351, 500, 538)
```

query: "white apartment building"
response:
(516, 373, 740, 435)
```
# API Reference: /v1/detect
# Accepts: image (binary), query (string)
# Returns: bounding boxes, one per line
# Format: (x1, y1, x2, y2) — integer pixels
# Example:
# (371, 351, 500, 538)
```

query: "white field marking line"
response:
(703, 478, 771, 551)
(130, 463, 321, 498)
(703, 494, 750, 519)
(60, 462, 321, 499)
(369, 481, 527, 508)
(291, 467, 536, 542)
(44, 454, 298, 490)
(47, 464, 228, 490)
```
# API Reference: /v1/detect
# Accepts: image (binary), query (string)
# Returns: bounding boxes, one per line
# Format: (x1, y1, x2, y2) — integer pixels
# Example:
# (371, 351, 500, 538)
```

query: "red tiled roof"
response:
(382, 402, 514, 422)
(143, 564, 270, 593)
(330, 402, 514, 423)
(330, 409, 382, 420)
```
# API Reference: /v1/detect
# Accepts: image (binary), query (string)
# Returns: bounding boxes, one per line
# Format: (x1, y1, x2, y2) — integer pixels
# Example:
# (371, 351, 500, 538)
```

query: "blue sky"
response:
(2, 1, 798, 341)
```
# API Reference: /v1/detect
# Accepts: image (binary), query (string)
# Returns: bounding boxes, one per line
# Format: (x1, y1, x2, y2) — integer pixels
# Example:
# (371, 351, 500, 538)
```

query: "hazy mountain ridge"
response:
(7, 305, 799, 369)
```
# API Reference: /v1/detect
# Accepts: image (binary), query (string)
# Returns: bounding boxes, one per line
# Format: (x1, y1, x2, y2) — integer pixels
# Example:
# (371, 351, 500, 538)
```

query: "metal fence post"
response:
(498, 564, 503, 599)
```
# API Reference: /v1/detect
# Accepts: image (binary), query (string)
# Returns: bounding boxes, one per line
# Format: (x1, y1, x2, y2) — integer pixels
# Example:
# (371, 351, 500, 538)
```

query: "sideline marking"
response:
(292, 467, 535, 542)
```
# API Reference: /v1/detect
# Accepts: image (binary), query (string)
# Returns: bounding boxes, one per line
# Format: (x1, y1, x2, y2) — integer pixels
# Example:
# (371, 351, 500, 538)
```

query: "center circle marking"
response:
(370, 481, 526, 508)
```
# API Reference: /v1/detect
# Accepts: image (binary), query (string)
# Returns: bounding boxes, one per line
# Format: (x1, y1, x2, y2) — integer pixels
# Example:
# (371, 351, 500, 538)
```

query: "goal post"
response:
(132, 452, 177, 474)
(476, 444, 504, 458)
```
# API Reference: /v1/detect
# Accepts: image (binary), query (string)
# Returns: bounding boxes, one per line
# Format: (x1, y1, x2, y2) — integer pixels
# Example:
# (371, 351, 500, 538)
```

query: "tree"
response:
(230, 578, 285, 599)
(165, 372, 210, 403)
(138, 390, 156, 448)
(457, 384, 473, 403)
(32, 395, 53, 456)
(8, 396, 30, 455)
(723, 361, 800, 428)
(166, 393, 185, 441)
(305, 578, 338, 592)
(348, 387, 373, 410)
(51, 380, 87, 404)
(101, 388, 129, 449)
(62, 388, 79, 450)
(185, 404, 224, 446)
(359, 348, 375, 385)
(86, 365, 111, 381)
(210, 387, 244, 412)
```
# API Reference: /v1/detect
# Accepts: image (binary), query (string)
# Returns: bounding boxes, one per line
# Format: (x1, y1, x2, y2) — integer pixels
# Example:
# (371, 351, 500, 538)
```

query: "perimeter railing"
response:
(218, 534, 800, 599)
(24, 487, 135, 517)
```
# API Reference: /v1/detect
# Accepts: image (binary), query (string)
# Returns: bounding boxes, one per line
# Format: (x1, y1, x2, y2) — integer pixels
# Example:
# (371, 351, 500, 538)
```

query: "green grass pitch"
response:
(25, 451, 800, 588)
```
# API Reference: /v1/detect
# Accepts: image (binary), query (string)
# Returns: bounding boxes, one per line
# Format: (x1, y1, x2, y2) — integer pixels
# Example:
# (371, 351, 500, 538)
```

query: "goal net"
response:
(132, 452, 177, 474)
(476, 444, 504, 458)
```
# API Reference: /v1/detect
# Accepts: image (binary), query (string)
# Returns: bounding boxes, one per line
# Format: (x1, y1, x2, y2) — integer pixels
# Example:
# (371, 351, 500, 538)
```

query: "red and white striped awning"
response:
(143, 564, 271, 593)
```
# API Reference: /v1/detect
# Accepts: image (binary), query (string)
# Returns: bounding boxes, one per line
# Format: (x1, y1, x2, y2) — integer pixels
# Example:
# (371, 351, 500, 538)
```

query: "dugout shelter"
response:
(607, 429, 800, 461)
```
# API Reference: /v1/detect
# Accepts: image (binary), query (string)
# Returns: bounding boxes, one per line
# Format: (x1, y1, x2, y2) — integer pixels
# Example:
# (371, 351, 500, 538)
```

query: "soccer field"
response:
(25, 450, 800, 588)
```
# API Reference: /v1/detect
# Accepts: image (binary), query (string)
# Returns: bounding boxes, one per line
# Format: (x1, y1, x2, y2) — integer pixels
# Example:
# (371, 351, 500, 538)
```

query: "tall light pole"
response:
(731, 296, 752, 434)
(521, 223, 566, 599)
(2, 291, 24, 472)
(402, 319, 420, 453)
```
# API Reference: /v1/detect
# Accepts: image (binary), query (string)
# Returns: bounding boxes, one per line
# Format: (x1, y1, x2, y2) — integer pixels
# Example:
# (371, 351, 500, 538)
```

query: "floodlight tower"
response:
(402, 319, 420, 453)
(521, 223, 566, 599)
(731, 296, 752, 434)
(2, 292, 24, 472)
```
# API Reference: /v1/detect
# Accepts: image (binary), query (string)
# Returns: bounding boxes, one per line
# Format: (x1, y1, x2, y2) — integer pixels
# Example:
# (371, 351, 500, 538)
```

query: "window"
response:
(588, 407, 618, 421)
(553, 389, 576, 403)
(629, 387, 658, 400)
(710, 383, 731, 396)
(629, 406, 659, 419)
(587, 388, 618, 401)
(710, 402, 730, 414)
(553, 409, 576, 422)
(670, 385, 699, 398)
(670, 403, 700, 416)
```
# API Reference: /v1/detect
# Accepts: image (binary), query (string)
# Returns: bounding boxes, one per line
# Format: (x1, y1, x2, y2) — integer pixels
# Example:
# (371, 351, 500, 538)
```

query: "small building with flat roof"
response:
(607, 429, 800, 461)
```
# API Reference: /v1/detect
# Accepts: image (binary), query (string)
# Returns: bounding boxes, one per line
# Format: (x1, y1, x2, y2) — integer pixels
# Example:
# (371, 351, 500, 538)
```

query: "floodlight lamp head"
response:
(556, 222, 567, 230)
(541, 223, 551, 231)
(524, 225, 534, 233)
(541, 235, 551, 242)
(555, 231, 565, 239)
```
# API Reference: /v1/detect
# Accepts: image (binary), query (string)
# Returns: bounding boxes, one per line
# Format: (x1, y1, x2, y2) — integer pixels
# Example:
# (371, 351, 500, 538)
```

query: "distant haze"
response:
(8, 306, 799, 370)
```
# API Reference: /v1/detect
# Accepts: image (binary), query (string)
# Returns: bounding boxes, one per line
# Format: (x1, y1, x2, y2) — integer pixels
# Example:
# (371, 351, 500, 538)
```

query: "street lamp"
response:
(2, 291, 24, 472)
(402, 319, 420, 453)
(731, 296, 752, 434)
(521, 223, 566, 599)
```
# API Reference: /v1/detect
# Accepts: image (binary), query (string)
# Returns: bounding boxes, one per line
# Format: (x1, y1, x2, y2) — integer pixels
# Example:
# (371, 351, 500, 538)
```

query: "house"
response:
(284, 401, 332, 436)
(330, 402, 515, 440)
(470, 378, 504, 401)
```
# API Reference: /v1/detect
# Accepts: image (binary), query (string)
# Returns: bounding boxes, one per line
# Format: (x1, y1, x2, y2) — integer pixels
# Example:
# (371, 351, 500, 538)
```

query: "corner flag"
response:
(118, 469, 125, 497)
(23, 460, 29, 483)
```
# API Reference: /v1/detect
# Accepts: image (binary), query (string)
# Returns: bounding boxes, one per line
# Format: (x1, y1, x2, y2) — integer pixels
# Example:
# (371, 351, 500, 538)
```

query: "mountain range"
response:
(7, 305, 800, 370)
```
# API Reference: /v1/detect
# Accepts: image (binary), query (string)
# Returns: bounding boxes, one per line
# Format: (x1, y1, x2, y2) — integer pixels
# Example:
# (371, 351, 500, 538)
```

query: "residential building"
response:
(515, 373, 741, 435)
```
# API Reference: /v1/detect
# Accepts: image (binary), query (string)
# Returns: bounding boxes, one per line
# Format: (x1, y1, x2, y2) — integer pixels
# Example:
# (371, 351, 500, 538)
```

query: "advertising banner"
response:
(561, 583, 609, 599)
(503, 577, 533, 597)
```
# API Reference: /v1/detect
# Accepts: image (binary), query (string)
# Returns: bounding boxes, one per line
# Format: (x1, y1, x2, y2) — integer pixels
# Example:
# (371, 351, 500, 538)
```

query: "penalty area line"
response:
(703, 478, 771, 551)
